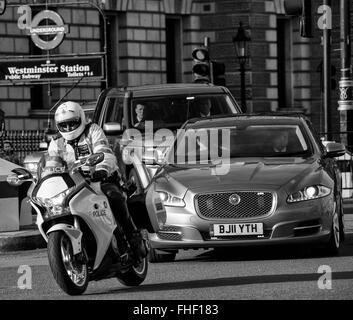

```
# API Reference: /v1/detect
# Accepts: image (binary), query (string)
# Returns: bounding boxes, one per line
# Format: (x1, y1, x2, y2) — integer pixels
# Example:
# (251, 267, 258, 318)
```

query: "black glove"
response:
(91, 169, 108, 182)
(121, 180, 137, 196)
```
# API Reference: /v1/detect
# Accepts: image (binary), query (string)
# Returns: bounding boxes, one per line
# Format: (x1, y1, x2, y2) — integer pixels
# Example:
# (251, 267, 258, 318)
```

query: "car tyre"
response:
(325, 201, 342, 256)
(129, 168, 143, 194)
(117, 256, 148, 287)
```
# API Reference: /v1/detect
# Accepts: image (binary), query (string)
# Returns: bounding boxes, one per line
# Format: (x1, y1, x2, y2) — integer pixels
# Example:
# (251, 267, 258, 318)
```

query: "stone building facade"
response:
(0, 0, 348, 136)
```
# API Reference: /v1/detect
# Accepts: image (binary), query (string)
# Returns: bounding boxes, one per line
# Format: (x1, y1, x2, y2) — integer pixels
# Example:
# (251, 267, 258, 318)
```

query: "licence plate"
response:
(213, 223, 263, 236)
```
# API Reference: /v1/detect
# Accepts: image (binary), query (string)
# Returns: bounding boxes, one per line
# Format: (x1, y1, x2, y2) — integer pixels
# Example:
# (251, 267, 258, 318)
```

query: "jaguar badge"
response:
(229, 193, 241, 206)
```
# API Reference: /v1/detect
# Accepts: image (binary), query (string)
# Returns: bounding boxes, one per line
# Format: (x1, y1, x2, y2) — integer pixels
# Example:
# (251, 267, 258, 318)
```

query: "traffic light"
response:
(283, 0, 313, 38)
(192, 46, 211, 83)
(211, 61, 226, 86)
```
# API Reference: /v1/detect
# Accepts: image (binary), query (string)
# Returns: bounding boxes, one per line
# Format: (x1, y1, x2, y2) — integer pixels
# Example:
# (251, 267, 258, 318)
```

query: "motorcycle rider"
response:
(48, 101, 148, 262)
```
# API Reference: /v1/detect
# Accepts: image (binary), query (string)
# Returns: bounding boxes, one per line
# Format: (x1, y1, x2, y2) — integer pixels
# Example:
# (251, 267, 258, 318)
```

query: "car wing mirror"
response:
(324, 142, 346, 158)
(103, 122, 123, 135)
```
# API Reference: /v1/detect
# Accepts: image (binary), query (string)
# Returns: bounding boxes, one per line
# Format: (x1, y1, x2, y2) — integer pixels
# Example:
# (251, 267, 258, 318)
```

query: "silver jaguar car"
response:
(147, 114, 346, 262)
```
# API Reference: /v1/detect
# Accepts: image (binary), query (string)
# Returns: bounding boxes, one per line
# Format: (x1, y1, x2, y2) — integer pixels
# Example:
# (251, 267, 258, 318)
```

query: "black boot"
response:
(101, 183, 149, 262)
(114, 200, 149, 261)
(128, 229, 149, 262)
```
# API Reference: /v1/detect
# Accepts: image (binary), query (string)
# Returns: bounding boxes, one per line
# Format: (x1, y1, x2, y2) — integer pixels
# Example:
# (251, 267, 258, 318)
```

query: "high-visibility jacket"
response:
(48, 123, 118, 176)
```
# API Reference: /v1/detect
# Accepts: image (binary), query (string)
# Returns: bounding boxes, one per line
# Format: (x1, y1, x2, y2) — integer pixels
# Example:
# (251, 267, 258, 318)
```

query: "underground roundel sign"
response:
(29, 10, 69, 50)
(0, 0, 6, 16)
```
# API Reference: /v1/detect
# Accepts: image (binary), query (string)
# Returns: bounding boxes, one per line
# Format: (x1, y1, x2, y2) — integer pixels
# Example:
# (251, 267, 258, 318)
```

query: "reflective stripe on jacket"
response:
(48, 123, 118, 176)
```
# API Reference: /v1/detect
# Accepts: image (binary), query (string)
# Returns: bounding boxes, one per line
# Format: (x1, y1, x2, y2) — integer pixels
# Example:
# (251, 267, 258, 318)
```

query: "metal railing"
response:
(321, 131, 353, 201)
(0, 130, 46, 165)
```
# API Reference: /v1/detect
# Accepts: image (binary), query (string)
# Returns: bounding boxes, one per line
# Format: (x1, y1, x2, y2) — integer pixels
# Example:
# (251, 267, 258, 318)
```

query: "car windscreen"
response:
(170, 124, 313, 164)
(130, 94, 237, 130)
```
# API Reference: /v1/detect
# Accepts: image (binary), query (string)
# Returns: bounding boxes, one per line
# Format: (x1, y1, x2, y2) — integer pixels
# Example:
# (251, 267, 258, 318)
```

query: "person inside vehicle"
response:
(196, 98, 212, 117)
(271, 130, 289, 153)
(134, 103, 146, 127)
(0, 140, 20, 164)
(48, 101, 148, 262)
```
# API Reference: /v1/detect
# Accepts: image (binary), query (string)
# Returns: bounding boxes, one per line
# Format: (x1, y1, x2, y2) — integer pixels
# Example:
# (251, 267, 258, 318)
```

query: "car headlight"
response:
(157, 191, 185, 207)
(287, 185, 331, 203)
(36, 187, 74, 217)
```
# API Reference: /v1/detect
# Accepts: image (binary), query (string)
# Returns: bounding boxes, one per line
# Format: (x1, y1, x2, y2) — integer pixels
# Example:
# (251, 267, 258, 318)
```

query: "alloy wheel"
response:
(60, 236, 87, 287)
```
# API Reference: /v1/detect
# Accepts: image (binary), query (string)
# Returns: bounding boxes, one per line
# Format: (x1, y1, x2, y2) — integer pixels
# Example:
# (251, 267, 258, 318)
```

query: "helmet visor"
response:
(57, 118, 81, 133)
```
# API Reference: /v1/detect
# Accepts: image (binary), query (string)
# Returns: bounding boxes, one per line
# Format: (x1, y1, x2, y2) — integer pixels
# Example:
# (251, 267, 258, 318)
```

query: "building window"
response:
(166, 16, 182, 83)
(277, 17, 293, 109)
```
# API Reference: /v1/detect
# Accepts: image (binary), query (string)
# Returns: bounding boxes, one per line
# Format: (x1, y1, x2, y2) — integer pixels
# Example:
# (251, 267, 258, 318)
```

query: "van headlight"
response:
(287, 185, 331, 203)
(157, 191, 185, 207)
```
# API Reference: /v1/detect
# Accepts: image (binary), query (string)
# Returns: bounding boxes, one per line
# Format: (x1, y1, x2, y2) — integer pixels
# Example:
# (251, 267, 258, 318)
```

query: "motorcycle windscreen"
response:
(35, 176, 71, 199)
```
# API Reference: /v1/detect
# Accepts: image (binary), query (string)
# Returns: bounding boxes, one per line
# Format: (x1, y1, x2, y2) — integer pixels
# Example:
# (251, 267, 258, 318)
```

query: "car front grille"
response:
(157, 225, 183, 241)
(195, 191, 275, 219)
(157, 232, 183, 241)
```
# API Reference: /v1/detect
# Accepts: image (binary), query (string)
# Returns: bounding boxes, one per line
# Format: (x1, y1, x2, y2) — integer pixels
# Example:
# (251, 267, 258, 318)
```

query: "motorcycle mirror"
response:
(85, 153, 104, 167)
(7, 173, 23, 186)
(11, 168, 33, 180)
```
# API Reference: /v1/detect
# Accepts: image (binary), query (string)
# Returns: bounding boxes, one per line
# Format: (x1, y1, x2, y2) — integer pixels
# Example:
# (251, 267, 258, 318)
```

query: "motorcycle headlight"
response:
(287, 185, 331, 203)
(25, 162, 38, 173)
(24, 162, 39, 179)
(157, 191, 185, 207)
(36, 187, 74, 217)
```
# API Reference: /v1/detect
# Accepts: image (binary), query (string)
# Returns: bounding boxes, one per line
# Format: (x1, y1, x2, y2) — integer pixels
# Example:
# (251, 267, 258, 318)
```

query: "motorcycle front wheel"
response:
(47, 231, 89, 295)
(117, 256, 148, 287)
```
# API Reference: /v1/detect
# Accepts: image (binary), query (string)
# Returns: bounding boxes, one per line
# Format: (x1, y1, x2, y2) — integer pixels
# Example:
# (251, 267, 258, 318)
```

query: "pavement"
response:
(1, 203, 353, 253)
(0, 224, 46, 252)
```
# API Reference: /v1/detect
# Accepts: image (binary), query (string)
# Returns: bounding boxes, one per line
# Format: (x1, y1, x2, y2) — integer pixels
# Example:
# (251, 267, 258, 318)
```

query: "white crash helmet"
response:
(55, 101, 86, 141)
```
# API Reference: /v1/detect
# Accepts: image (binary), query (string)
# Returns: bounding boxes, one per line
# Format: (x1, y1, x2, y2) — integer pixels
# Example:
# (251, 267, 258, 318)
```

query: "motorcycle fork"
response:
(73, 217, 89, 264)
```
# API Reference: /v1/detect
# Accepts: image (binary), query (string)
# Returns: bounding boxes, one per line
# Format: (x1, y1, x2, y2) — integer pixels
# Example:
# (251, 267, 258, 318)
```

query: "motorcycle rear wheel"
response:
(117, 256, 148, 286)
(48, 231, 89, 295)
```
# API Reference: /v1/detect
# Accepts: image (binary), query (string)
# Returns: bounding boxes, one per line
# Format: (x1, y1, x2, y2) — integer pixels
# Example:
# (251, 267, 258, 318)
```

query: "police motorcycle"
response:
(7, 152, 166, 295)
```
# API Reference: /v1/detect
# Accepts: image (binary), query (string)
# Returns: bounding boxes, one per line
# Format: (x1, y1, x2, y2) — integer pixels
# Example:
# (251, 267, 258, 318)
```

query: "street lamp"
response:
(232, 22, 251, 113)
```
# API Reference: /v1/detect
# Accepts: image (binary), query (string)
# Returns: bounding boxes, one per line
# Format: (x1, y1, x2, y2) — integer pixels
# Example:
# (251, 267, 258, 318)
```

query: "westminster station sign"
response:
(0, 0, 6, 16)
(0, 56, 104, 85)
(0, 3, 107, 86)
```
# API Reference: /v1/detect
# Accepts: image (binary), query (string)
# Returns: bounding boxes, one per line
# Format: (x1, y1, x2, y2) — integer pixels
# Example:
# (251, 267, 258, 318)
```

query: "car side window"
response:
(103, 97, 124, 126)
(305, 119, 325, 154)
